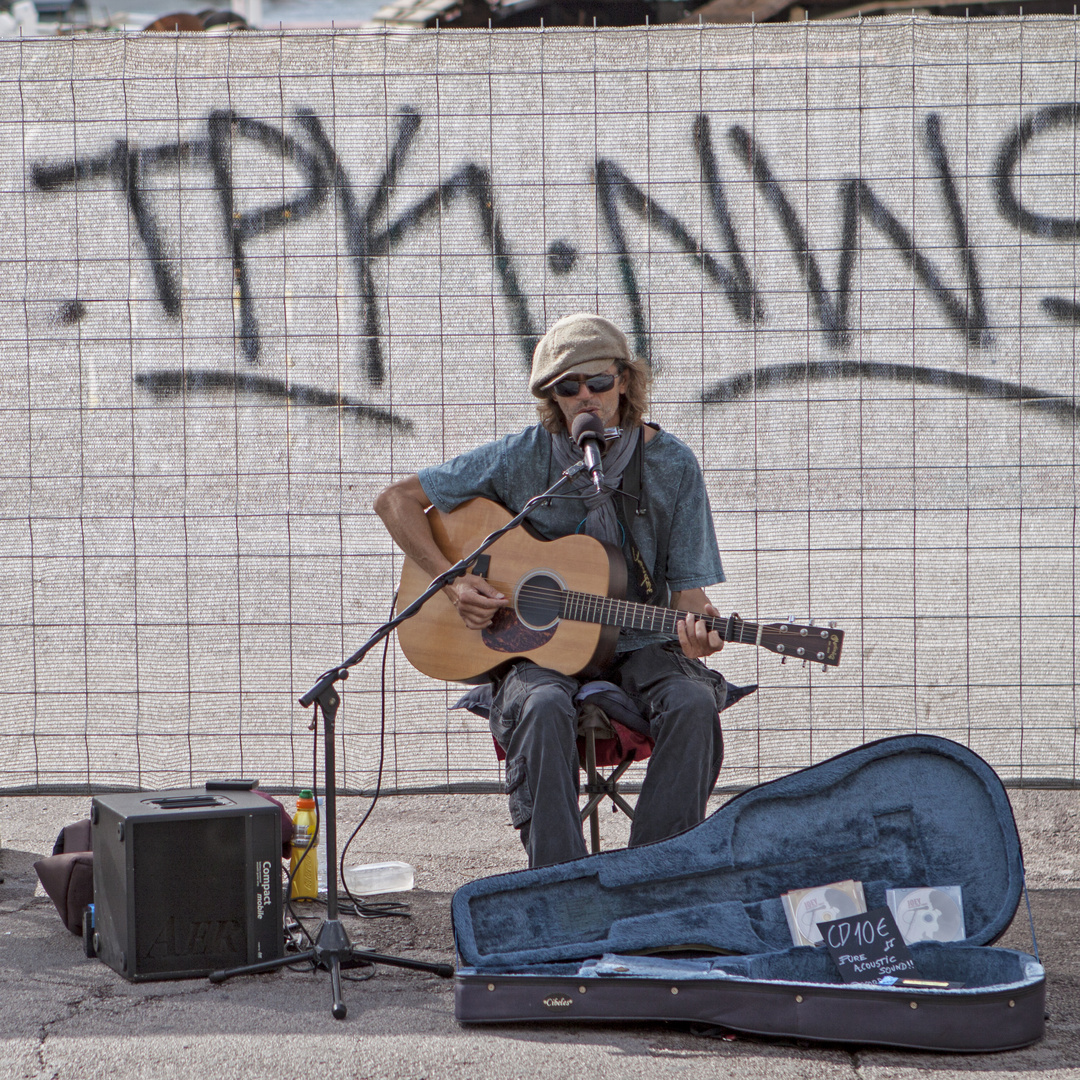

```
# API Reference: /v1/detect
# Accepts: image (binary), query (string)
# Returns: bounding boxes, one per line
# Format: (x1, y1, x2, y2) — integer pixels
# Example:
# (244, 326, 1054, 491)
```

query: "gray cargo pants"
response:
(489, 642, 727, 869)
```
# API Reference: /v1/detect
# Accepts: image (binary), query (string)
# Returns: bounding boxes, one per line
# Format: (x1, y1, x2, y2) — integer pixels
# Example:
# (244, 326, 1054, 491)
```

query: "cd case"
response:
(887, 886, 966, 944)
(781, 879, 867, 947)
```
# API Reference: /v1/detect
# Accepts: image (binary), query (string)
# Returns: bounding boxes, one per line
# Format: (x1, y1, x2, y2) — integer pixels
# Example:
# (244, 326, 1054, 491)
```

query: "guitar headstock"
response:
(759, 621, 844, 667)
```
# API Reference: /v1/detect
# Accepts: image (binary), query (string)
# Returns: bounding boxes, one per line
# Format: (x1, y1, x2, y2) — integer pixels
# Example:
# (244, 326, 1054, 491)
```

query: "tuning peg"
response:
(821, 664, 828, 673)
(828, 621, 837, 629)
(808, 618, 815, 626)
(780, 656, 786, 665)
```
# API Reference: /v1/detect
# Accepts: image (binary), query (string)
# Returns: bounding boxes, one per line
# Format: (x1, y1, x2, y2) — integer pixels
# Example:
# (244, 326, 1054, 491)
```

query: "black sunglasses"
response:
(551, 371, 619, 398)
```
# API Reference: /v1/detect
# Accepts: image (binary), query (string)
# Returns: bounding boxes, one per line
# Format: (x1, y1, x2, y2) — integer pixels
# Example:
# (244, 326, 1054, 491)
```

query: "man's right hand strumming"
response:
(374, 474, 508, 631)
(446, 573, 507, 630)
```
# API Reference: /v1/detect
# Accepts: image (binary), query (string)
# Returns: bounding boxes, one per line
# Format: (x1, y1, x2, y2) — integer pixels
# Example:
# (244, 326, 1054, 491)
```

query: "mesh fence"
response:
(2, 16, 1079, 796)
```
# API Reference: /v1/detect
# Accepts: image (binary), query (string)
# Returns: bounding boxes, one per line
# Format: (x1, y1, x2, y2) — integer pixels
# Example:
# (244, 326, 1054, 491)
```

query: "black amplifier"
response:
(90, 788, 284, 981)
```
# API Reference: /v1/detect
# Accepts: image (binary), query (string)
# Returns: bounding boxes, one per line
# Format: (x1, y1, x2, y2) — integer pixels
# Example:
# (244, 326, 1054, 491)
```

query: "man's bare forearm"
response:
(374, 475, 506, 626)
(373, 475, 453, 580)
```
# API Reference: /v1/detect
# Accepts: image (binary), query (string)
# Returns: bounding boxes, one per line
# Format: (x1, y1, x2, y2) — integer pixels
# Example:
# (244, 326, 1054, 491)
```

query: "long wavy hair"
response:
(536, 356, 651, 434)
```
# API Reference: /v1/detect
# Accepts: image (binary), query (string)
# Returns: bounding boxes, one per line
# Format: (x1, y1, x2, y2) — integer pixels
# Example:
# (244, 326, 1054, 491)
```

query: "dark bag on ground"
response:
(34, 820, 94, 934)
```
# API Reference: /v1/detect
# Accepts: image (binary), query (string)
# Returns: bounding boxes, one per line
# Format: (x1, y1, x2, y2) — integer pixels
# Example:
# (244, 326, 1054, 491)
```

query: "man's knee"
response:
(657, 679, 720, 732)
(516, 682, 578, 745)
(652, 680, 724, 771)
(521, 679, 576, 716)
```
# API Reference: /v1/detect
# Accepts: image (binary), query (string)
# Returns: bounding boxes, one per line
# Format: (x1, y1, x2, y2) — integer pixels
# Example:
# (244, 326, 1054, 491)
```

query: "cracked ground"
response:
(1, 791, 1077, 1080)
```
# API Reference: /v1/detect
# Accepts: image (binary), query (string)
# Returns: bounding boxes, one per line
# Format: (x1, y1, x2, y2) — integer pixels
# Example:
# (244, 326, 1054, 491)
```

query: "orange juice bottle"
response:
(289, 790, 319, 901)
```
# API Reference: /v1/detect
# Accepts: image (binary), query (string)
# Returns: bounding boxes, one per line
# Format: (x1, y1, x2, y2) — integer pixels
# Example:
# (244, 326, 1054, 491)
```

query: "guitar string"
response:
(499, 580, 761, 640)
(471, 577, 820, 635)
(481, 580, 837, 655)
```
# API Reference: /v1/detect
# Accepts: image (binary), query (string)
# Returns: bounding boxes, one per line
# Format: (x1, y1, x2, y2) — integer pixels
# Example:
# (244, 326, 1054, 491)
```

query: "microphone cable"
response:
(283, 593, 407, 963)
(336, 591, 410, 921)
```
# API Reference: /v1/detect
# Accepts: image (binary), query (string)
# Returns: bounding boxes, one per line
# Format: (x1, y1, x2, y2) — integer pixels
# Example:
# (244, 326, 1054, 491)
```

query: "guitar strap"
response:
(615, 423, 663, 606)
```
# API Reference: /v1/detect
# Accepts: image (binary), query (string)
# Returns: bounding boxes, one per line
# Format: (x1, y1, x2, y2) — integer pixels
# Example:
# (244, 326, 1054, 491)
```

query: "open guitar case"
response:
(452, 734, 1045, 1052)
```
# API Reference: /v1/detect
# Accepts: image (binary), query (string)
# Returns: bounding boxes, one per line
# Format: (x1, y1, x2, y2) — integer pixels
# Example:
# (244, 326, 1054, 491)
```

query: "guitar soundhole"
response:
(514, 571, 564, 631)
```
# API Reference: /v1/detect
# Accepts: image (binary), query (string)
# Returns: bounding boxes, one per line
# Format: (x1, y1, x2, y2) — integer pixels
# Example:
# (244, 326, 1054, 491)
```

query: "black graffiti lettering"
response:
(694, 115, 760, 326)
(123, 141, 189, 315)
(375, 159, 539, 367)
(206, 111, 329, 364)
(995, 102, 1080, 239)
(595, 119, 762, 363)
(33, 139, 187, 317)
(996, 103, 1080, 325)
(702, 358, 1080, 425)
(31, 119, 333, 355)
(294, 106, 421, 386)
(594, 158, 648, 361)
(119, 142, 184, 317)
(292, 106, 540, 375)
(728, 114, 989, 350)
(923, 113, 989, 344)
(134, 369, 411, 431)
(31, 106, 536, 406)
(852, 115, 990, 348)
(35, 102, 1080, 396)
(727, 124, 855, 349)
(1042, 295, 1080, 324)
(850, 180, 976, 344)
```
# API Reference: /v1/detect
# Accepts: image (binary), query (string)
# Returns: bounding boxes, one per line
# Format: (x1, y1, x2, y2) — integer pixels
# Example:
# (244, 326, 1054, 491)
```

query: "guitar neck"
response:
(561, 590, 761, 645)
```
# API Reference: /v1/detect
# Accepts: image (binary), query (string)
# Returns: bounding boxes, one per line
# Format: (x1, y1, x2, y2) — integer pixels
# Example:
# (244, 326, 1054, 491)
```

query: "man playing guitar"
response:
(374, 313, 731, 868)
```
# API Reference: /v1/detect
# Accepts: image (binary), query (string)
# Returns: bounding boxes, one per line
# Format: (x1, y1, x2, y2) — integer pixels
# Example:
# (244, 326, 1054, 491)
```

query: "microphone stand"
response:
(210, 461, 591, 1019)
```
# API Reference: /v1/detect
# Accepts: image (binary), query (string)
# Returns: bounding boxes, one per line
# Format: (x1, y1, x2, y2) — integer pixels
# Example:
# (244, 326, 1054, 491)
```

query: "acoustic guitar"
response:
(395, 497, 844, 682)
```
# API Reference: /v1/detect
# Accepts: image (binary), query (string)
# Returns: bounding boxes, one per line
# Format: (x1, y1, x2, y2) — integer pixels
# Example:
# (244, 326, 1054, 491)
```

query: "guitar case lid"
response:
(452, 735, 1025, 971)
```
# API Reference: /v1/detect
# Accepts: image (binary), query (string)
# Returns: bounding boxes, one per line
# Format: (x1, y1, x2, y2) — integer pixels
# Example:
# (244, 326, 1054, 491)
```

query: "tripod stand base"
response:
(230, 677, 452, 1016)
(209, 915, 453, 1019)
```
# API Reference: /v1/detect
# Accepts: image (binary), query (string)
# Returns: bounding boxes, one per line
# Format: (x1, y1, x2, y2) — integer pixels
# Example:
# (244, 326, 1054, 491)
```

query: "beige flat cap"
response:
(529, 313, 632, 398)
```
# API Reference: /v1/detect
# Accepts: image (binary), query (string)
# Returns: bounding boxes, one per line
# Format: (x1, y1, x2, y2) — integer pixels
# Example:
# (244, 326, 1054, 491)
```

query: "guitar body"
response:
(396, 498, 627, 682)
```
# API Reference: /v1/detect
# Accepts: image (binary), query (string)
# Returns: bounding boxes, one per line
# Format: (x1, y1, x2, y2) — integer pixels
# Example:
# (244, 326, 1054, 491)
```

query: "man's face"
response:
(551, 363, 628, 433)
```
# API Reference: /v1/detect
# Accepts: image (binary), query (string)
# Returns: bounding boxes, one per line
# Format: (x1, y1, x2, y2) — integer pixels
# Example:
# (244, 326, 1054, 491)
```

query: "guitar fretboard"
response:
(560, 590, 760, 644)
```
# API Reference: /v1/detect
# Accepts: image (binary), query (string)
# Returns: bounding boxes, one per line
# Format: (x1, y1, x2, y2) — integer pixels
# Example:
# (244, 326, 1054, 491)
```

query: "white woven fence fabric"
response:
(2, 17, 1079, 793)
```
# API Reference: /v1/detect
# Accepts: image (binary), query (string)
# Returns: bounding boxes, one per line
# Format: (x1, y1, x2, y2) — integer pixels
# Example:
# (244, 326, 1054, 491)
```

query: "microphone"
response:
(571, 412, 606, 496)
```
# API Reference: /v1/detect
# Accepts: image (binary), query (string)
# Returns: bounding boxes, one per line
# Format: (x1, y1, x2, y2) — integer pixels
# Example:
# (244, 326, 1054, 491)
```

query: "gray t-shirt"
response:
(417, 424, 725, 653)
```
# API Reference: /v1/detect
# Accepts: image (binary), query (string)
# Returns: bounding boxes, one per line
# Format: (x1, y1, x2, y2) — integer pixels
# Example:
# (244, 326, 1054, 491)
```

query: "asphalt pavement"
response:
(1, 788, 1077, 1080)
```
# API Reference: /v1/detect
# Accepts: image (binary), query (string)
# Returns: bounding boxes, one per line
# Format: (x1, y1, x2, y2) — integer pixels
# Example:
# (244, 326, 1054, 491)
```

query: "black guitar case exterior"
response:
(452, 735, 1044, 1052)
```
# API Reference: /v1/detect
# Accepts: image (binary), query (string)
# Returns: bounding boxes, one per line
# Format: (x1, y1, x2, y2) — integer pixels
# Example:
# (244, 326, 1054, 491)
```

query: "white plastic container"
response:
(315, 796, 329, 896)
(343, 861, 415, 896)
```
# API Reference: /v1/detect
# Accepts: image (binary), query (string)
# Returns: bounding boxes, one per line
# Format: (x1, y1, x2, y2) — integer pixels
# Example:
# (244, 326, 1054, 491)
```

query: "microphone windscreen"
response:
(571, 411, 605, 447)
